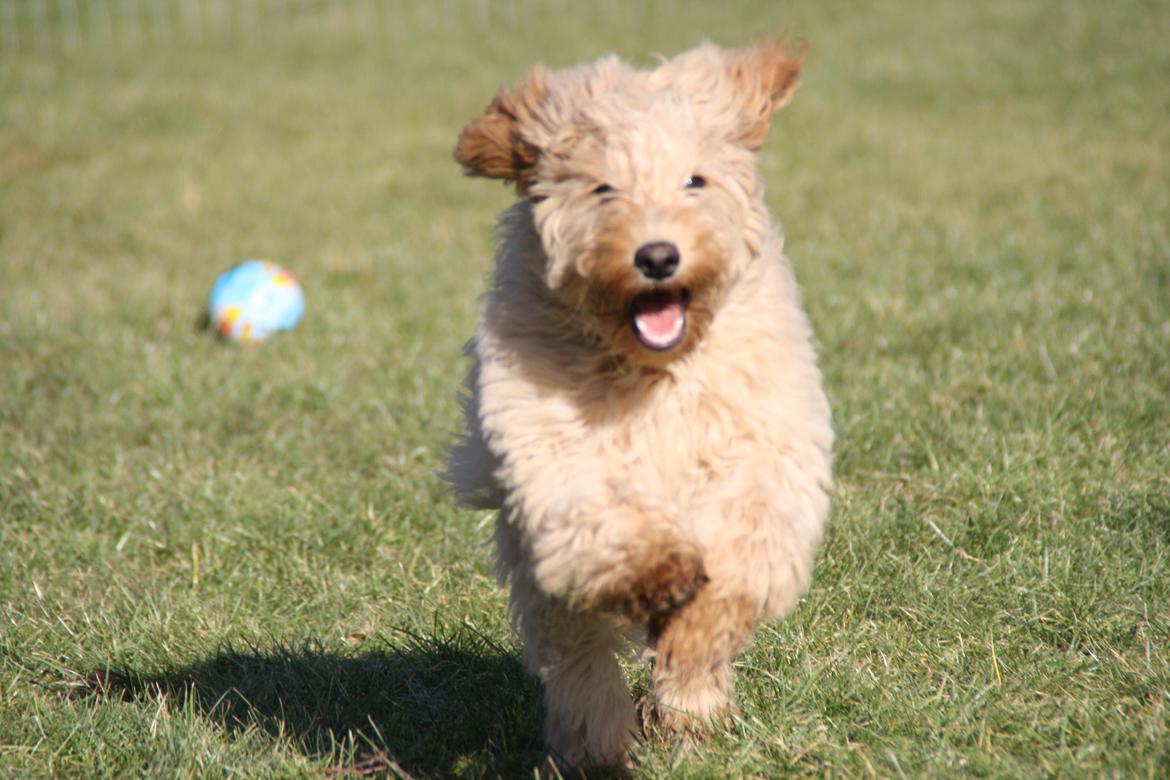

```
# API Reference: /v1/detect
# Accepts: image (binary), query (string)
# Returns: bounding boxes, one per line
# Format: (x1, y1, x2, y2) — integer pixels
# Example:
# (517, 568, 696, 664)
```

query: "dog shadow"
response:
(80, 627, 544, 778)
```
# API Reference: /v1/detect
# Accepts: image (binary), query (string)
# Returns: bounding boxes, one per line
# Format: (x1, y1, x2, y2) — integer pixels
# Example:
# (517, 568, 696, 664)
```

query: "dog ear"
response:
(726, 36, 808, 150)
(454, 67, 550, 190)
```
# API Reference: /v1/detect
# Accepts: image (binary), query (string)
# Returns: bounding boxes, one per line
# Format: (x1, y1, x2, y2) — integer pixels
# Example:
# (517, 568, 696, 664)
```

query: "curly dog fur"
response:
(444, 37, 832, 770)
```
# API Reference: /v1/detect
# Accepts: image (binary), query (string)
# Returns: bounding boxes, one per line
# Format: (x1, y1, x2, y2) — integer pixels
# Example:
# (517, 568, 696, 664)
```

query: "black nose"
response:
(634, 241, 680, 281)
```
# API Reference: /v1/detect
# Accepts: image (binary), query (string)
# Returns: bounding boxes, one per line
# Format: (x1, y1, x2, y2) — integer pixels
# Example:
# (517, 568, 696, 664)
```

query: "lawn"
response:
(2, 1, 1167, 777)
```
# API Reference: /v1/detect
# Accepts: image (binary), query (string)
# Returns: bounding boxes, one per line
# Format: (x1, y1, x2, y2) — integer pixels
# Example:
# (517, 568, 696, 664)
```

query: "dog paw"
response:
(636, 696, 736, 744)
(541, 736, 636, 780)
(540, 752, 632, 779)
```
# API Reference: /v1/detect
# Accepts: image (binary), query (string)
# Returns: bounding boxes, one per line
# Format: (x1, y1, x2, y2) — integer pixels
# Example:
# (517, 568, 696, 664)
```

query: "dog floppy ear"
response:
(726, 36, 808, 150)
(454, 67, 550, 190)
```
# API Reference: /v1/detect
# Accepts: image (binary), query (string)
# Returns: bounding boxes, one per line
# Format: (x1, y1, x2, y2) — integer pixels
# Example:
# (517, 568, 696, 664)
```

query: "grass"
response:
(2, 0, 1168, 776)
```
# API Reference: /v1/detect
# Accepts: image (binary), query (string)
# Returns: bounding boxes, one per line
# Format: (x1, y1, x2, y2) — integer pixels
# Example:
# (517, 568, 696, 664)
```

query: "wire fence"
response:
(0, 0, 598, 54)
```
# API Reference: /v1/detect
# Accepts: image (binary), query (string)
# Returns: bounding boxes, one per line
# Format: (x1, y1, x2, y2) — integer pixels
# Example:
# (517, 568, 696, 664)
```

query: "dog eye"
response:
(592, 183, 615, 196)
(685, 175, 707, 189)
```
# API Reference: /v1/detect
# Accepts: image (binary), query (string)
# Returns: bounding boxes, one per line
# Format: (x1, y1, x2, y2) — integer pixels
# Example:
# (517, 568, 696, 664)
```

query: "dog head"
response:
(455, 38, 806, 367)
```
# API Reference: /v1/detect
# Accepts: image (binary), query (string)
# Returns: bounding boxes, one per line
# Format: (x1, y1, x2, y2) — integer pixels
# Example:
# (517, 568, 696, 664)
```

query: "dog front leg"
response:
(513, 586, 637, 770)
(516, 490, 709, 625)
(641, 588, 755, 740)
(642, 471, 827, 740)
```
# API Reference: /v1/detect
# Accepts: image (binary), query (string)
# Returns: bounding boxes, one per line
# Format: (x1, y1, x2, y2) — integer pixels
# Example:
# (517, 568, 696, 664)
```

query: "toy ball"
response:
(208, 260, 304, 342)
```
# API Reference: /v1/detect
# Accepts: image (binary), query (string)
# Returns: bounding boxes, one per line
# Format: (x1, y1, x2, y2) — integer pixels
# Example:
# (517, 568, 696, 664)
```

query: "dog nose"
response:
(634, 242, 680, 280)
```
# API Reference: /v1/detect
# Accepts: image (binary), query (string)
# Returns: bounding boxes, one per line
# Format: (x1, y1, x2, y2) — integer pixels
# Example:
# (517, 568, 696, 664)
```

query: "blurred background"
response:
(2, 1, 1167, 777)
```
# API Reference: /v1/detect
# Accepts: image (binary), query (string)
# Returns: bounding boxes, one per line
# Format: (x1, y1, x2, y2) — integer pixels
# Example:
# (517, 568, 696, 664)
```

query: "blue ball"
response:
(208, 260, 304, 342)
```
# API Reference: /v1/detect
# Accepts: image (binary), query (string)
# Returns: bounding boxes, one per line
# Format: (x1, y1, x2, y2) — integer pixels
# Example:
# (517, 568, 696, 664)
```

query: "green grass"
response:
(2, 1, 1168, 777)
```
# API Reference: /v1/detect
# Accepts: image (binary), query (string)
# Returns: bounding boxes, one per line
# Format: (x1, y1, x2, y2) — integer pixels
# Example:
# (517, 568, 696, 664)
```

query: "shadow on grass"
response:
(81, 626, 544, 778)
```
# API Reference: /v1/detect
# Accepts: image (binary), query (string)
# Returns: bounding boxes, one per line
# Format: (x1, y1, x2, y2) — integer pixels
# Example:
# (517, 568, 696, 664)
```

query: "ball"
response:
(208, 260, 304, 342)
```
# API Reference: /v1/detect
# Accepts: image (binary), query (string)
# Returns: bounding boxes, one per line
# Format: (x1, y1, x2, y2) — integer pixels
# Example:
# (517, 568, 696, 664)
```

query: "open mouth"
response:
(630, 288, 688, 351)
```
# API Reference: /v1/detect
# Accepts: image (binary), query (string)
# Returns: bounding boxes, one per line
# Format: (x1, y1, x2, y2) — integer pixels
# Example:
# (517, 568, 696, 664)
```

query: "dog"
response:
(444, 37, 833, 770)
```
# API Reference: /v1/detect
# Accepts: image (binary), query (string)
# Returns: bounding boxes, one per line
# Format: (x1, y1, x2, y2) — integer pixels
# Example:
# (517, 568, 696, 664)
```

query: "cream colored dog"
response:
(445, 37, 832, 770)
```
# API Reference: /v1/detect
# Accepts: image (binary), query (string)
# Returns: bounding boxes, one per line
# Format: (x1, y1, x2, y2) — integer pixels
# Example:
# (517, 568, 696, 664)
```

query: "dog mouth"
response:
(630, 288, 688, 351)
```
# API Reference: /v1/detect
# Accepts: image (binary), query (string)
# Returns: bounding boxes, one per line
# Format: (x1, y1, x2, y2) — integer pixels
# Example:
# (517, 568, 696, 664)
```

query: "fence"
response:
(0, 0, 600, 53)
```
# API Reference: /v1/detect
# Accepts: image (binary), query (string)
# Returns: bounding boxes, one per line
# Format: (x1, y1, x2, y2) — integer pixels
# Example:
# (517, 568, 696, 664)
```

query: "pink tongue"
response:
(632, 292, 684, 345)
(636, 300, 682, 337)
